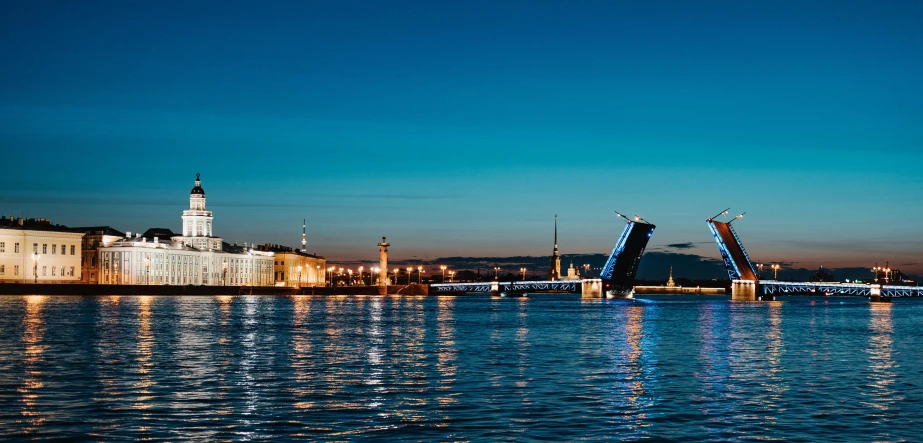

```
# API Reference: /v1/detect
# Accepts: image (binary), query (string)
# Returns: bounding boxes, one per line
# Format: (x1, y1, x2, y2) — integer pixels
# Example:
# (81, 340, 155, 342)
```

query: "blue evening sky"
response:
(1, 1, 921, 272)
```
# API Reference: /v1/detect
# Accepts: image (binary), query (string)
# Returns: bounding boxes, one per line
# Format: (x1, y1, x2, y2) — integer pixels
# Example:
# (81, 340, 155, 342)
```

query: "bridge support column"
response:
(490, 281, 500, 297)
(731, 280, 760, 301)
(869, 285, 890, 303)
(581, 279, 602, 298)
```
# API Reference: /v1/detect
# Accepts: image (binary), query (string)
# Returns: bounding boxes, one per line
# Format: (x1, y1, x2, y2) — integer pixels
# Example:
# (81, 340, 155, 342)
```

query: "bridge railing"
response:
(760, 280, 922, 298)
(430, 280, 581, 293)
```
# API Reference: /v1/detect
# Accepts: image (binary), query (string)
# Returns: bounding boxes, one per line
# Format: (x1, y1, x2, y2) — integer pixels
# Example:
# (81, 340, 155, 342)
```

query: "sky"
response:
(1, 1, 921, 274)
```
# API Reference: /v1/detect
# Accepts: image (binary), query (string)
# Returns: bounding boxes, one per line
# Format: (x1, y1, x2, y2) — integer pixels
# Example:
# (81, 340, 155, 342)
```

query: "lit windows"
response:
(42, 244, 47, 254)
(14, 243, 19, 253)
(70, 245, 75, 255)
(52, 244, 57, 254)
(0, 242, 4, 253)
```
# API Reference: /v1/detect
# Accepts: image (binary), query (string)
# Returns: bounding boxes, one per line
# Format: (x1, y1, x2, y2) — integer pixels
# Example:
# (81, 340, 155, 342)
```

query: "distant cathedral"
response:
(549, 215, 561, 280)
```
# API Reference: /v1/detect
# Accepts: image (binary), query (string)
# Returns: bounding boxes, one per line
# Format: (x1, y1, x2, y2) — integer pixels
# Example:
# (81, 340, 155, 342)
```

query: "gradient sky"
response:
(1, 1, 921, 273)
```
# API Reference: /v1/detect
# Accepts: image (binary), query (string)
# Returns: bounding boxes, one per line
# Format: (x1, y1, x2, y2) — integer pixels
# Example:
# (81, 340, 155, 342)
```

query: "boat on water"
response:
(499, 291, 529, 298)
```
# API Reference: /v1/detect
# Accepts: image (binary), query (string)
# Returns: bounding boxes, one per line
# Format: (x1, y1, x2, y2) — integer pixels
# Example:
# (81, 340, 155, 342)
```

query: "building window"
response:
(42, 244, 47, 254)
(52, 244, 57, 255)
(61, 244, 66, 254)
(70, 245, 75, 255)
(69, 266, 75, 276)
(14, 265, 19, 276)
(33, 243, 38, 253)
(0, 265, 4, 275)
(42, 266, 47, 276)
(0, 242, 4, 253)
(15, 243, 19, 253)
(52, 266, 56, 276)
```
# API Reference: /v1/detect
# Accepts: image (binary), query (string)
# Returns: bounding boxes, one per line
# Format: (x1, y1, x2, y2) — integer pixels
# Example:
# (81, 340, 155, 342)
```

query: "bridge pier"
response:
(869, 285, 891, 303)
(581, 279, 603, 298)
(731, 280, 768, 301)
(490, 281, 500, 297)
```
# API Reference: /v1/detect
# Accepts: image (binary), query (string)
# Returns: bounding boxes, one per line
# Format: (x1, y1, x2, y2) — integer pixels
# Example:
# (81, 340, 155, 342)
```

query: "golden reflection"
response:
(134, 296, 155, 412)
(390, 295, 428, 422)
(863, 303, 899, 415)
(604, 303, 648, 433)
(435, 297, 458, 407)
(291, 295, 316, 410)
(760, 302, 786, 418)
(95, 293, 124, 428)
(18, 295, 47, 433)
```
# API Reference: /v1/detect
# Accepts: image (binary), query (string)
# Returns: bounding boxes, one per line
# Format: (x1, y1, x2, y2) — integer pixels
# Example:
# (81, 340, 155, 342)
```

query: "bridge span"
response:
(760, 280, 923, 298)
(430, 279, 603, 298)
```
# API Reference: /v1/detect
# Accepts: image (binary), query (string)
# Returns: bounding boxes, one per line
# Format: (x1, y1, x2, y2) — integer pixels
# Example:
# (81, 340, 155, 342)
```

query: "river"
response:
(0, 294, 920, 441)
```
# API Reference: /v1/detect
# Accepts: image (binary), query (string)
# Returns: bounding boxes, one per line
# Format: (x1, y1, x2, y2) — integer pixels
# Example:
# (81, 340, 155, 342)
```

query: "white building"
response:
(0, 217, 84, 283)
(97, 174, 274, 285)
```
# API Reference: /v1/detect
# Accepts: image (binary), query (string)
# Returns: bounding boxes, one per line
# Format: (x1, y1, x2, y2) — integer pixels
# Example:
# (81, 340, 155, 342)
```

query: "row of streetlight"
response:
(320, 265, 461, 286)
(756, 263, 782, 280)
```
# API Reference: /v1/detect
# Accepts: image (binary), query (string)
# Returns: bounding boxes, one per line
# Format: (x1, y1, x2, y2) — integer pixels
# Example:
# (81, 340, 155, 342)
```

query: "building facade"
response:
(0, 217, 84, 283)
(97, 174, 274, 285)
(258, 244, 327, 287)
(71, 226, 125, 284)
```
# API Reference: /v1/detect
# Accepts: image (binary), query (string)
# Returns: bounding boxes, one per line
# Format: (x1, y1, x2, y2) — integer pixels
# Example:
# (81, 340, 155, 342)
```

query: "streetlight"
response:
(393, 268, 399, 285)
(348, 269, 353, 286)
(114, 261, 119, 285)
(520, 267, 527, 281)
(441, 265, 447, 283)
(327, 266, 335, 286)
(32, 252, 40, 284)
(222, 260, 228, 286)
(771, 264, 780, 280)
(494, 267, 500, 279)
(757, 263, 764, 277)
(296, 265, 303, 288)
(407, 266, 413, 285)
(449, 270, 455, 282)
(371, 266, 379, 285)
(417, 266, 423, 284)
(358, 266, 364, 286)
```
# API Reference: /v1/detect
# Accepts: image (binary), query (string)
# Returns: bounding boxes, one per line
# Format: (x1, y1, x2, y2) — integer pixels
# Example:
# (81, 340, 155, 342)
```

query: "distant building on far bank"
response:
(256, 243, 326, 287)
(96, 174, 274, 285)
(0, 217, 84, 283)
(69, 226, 125, 284)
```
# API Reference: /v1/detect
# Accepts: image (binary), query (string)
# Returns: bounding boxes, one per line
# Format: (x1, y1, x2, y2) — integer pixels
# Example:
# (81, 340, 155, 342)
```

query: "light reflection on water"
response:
(0, 294, 921, 441)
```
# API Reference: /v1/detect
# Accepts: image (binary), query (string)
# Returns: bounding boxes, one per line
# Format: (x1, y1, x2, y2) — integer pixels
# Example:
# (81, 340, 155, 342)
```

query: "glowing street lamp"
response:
(448, 270, 455, 282)
(494, 267, 500, 279)
(296, 265, 303, 288)
(406, 266, 413, 285)
(771, 264, 780, 280)
(440, 265, 447, 283)
(520, 267, 527, 281)
(114, 261, 119, 285)
(222, 260, 228, 286)
(358, 266, 364, 286)
(393, 268, 399, 285)
(417, 266, 423, 284)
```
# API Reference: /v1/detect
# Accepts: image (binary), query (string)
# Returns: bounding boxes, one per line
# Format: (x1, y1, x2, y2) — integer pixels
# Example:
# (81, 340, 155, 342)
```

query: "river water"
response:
(0, 294, 921, 442)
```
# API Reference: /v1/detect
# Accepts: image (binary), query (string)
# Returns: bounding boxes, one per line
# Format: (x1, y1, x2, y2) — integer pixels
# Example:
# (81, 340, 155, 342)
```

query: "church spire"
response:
(554, 214, 558, 252)
(667, 266, 676, 287)
(301, 217, 307, 252)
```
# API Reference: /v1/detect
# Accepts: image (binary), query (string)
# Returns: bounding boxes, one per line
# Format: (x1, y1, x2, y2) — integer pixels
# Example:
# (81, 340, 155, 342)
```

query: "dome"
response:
(191, 173, 205, 195)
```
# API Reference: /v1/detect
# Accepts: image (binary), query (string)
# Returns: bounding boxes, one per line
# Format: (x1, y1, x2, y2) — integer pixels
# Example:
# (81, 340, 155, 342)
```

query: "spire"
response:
(554, 215, 558, 252)
(667, 266, 676, 287)
(301, 217, 307, 251)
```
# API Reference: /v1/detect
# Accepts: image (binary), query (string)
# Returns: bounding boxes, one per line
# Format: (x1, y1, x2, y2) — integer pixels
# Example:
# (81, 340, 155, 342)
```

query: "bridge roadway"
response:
(431, 280, 582, 294)
(760, 280, 923, 298)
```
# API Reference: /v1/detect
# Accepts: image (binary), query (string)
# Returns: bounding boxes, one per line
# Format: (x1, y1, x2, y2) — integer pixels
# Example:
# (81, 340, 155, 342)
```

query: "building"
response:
(70, 226, 125, 284)
(549, 216, 561, 280)
(0, 217, 84, 283)
(560, 261, 581, 280)
(96, 174, 274, 285)
(257, 244, 326, 287)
